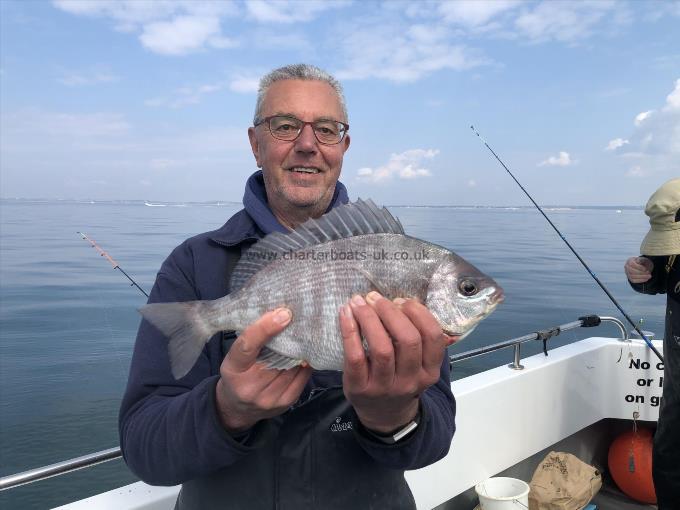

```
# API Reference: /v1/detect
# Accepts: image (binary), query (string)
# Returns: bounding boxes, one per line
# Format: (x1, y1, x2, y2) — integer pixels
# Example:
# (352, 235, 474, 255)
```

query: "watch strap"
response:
(363, 407, 421, 444)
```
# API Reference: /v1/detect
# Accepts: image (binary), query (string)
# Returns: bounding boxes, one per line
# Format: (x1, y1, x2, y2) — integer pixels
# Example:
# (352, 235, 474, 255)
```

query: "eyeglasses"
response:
(254, 115, 349, 145)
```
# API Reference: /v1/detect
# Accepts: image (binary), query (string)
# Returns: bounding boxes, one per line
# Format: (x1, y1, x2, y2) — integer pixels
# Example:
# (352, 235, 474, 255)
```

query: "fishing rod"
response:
(470, 125, 664, 364)
(77, 232, 149, 298)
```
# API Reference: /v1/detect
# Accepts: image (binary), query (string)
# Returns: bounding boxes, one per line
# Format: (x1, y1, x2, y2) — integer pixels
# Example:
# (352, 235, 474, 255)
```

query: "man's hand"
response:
(215, 308, 312, 434)
(624, 256, 654, 284)
(340, 292, 447, 435)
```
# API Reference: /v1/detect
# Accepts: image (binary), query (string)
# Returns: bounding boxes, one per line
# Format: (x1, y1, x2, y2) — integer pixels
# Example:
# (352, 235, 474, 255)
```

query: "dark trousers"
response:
(653, 334, 680, 510)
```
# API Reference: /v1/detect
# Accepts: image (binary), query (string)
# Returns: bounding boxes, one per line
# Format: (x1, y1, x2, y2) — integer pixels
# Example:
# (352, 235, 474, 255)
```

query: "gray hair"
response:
(253, 64, 348, 124)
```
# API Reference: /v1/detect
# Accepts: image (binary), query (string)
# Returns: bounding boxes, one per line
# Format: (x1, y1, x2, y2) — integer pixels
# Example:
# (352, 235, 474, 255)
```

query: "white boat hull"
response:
(54, 337, 663, 510)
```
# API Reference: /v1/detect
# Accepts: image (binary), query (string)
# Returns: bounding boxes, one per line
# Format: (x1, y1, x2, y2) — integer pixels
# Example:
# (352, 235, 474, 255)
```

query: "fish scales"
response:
(140, 199, 504, 379)
(224, 236, 439, 321)
(227, 243, 419, 369)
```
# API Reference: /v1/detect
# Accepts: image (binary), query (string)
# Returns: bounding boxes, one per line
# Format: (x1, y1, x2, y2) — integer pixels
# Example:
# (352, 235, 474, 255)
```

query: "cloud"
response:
(641, 0, 680, 22)
(53, 0, 239, 55)
(626, 165, 650, 178)
(514, 0, 624, 44)
(438, 0, 521, 27)
(229, 75, 260, 93)
(407, 0, 633, 44)
(605, 79, 680, 179)
(146, 81, 225, 108)
(2, 109, 130, 139)
(245, 0, 348, 23)
(335, 22, 489, 82)
(666, 78, 680, 109)
(57, 65, 119, 86)
(652, 54, 680, 71)
(605, 138, 629, 151)
(634, 110, 653, 126)
(330, 1, 631, 84)
(624, 79, 680, 156)
(52, 0, 640, 85)
(251, 31, 311, 51)
(356, 149, 438, 183)
(145, 70, 260, 109)
(598, 87, 629, 98)
(139, 15, 237, 55)
(53, 1, 239, 30)
(538, 151, 574, 167)
(53, 0, 342, 56)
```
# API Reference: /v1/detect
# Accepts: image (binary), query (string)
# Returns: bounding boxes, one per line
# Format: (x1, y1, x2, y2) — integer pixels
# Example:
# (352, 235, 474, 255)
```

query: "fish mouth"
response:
(444, 287, 502, 339)
(484, 298, 502, 316)
(490, 287, 505, 305)
(442, 331, 461, 346)
(288, 166, 322, 174)
(442, 325, 477, 346)
(442, 325, 472, 345)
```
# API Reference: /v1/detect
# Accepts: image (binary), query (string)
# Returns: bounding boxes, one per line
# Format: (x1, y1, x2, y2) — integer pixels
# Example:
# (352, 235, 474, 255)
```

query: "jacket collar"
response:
(209, 170, 349, 247)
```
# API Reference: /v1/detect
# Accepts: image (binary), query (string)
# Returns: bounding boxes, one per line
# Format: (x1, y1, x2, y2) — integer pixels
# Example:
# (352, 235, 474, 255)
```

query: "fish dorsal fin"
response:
(230, 199, 404, 292)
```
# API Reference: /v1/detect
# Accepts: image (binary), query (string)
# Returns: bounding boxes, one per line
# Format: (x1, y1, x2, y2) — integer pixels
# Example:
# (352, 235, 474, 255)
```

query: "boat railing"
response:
(0, 314, 630, 492)
(449, 314, 628, 369)
(0, 447, 122, 491)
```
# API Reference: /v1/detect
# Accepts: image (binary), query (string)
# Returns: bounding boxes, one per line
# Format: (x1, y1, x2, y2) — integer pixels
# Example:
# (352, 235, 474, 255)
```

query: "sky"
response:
(0, 0, 678, 206)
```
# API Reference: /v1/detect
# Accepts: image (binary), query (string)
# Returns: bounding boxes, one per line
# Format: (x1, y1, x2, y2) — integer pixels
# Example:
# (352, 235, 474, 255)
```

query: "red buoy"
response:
(607, 427, 657, 504)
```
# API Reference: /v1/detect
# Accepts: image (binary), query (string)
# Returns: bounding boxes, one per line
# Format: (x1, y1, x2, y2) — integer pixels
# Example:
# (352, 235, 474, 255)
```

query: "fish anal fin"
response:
(256, 347, 304, 370)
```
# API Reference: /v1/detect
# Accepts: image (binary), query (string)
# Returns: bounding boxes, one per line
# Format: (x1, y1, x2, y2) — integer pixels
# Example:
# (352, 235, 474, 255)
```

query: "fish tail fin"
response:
(139, 300, 223, 379)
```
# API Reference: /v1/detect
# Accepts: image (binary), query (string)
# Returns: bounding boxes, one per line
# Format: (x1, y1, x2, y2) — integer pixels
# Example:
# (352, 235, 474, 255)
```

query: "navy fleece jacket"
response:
(118, 171, 456, 487)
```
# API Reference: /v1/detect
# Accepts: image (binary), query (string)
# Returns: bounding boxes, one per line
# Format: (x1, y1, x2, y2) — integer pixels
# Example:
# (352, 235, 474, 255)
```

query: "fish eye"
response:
(458, 280, 478, 296)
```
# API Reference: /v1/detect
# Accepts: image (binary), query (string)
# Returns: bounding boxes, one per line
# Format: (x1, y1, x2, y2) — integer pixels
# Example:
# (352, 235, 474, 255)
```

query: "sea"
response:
(0, 198, 667, 509)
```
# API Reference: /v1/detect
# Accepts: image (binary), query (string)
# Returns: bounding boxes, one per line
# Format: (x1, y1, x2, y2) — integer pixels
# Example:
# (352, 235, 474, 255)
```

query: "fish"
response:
(140, 199, 504, 379)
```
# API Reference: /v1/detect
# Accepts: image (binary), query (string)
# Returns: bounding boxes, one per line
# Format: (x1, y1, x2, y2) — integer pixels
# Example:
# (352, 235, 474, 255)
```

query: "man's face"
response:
(248, 79, 350, 217)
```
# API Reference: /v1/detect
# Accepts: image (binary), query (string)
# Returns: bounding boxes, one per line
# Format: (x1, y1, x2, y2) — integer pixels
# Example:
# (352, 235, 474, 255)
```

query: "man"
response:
(624, 177, 680, 510)
(119, 64, 456, 509)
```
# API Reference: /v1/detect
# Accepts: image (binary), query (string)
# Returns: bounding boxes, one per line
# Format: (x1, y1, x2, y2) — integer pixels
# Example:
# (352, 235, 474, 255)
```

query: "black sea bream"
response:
(140, 200, 504, 379)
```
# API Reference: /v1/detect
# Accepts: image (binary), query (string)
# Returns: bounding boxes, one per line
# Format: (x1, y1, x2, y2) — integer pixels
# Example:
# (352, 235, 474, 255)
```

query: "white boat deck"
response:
(54, 337, 662, 510)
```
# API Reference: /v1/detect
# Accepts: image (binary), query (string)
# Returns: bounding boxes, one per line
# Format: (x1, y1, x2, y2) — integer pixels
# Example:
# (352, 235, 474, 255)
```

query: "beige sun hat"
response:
(640, 178, 680, 256)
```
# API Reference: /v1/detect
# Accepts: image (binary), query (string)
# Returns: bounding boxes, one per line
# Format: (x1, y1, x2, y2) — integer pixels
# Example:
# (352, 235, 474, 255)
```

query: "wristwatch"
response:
(364, 408, 421, 444)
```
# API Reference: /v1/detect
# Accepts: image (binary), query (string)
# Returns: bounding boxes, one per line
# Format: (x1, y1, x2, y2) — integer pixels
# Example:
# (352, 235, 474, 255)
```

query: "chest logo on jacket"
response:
(330, 416, 353, 432)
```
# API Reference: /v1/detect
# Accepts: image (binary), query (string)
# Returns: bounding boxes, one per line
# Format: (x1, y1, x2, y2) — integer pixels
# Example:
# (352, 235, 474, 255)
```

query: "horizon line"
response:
(0, 197, 644, 209)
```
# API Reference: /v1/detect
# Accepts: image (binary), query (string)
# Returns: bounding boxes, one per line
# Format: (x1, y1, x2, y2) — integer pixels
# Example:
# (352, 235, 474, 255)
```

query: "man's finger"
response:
(399, 299, 446, 374)
(630, 274, 652, 283)
(631, 263, 651, 274)
(227, 308, 292, 372)
(259, 365, 307, 405)
(636, 257, 654, 270)
(367, 293, 422, 380)
(277, 365, 314, 406)
(350, 294, 395, 387)
(340, 303, 369, 389)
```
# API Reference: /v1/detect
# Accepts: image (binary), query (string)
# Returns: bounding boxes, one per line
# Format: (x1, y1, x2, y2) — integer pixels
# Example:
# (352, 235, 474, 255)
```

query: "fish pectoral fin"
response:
(256, 347, 304, 370)
(350, 266, 390, 296)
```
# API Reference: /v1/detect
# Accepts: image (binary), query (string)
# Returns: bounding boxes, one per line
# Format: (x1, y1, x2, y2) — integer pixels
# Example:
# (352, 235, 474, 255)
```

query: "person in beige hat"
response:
(624, 177, 680, 510)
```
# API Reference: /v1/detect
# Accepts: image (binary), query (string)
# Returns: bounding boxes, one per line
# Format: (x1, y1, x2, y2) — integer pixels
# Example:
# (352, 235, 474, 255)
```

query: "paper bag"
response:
(529, 451, 602, 510)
